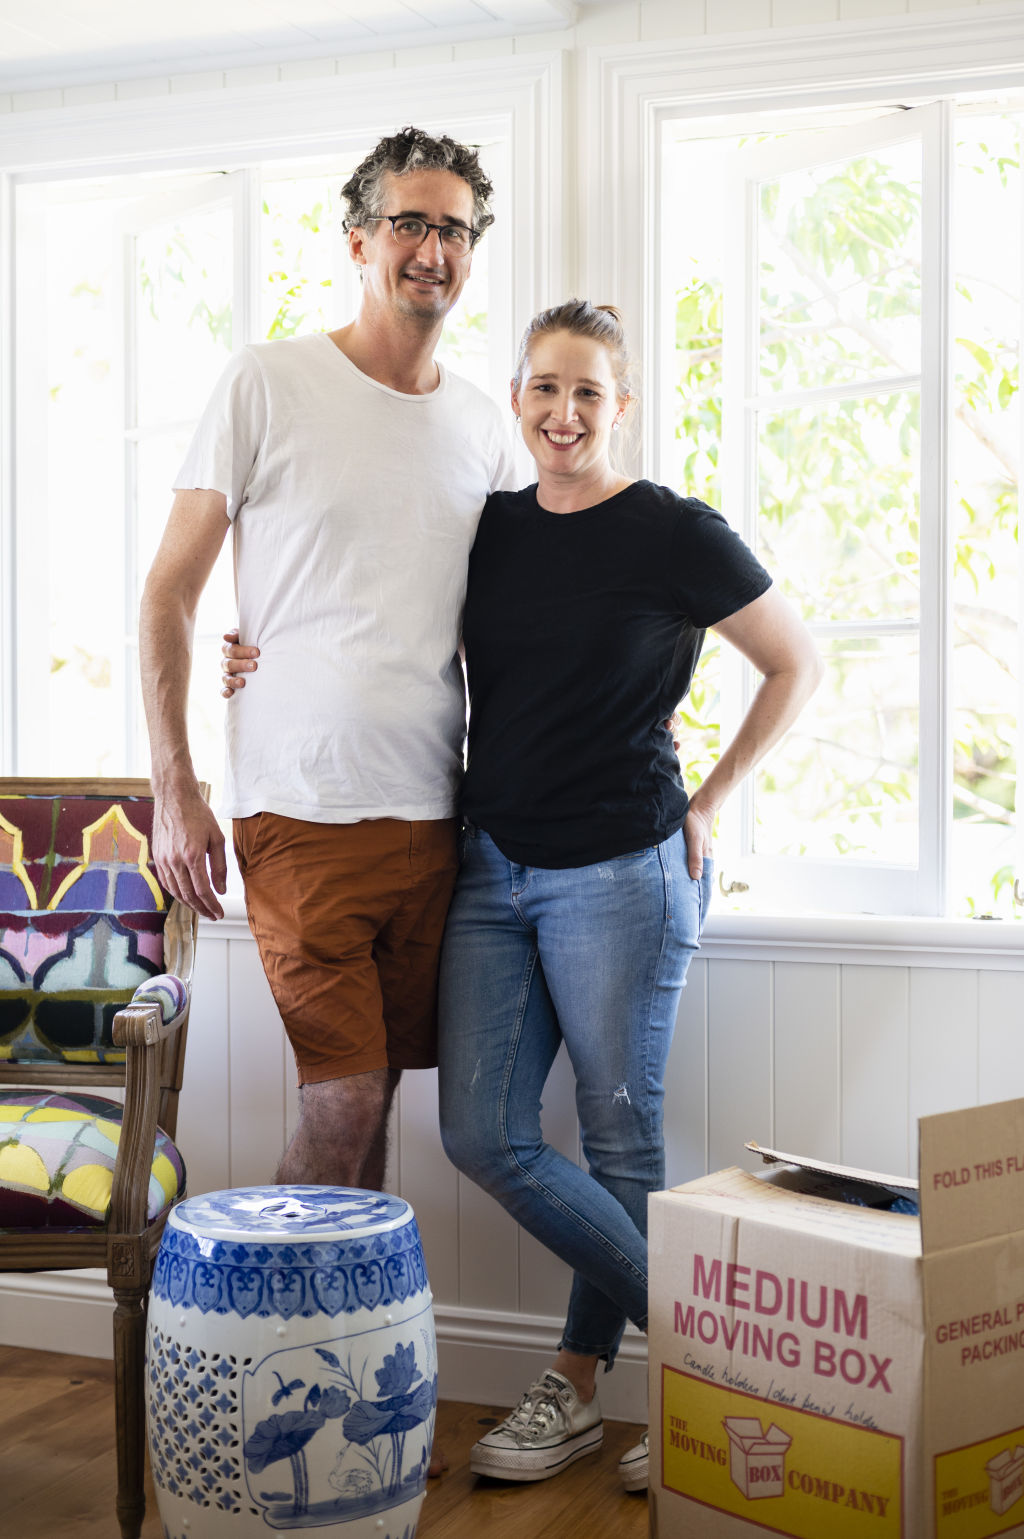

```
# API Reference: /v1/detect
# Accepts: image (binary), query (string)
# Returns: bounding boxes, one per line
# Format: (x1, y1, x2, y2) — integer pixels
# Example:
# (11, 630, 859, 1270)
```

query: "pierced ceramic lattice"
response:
(147, 1324, 254, 1518)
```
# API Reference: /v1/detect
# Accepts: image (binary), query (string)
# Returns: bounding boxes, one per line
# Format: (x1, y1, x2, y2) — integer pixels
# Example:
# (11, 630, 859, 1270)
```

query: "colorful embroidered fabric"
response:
(0, 1088, 185, 1230)
(0, 793, 171, 1065)
(132, 973, 188, 1025)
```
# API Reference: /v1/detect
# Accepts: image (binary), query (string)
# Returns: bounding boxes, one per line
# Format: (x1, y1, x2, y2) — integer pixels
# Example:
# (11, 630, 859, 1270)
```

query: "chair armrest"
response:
(111, 1000, 187, 1048)
(108, 982, 189, 1237)
(112, 973, 190, 1047)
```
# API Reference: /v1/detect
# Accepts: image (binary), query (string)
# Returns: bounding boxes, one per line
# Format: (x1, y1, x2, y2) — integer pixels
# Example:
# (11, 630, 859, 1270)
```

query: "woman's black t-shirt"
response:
(460, 480, 772, 869)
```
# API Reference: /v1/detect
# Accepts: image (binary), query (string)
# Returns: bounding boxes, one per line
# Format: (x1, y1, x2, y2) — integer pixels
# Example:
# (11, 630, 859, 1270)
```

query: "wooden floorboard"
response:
(0, 1345, 648, 1538)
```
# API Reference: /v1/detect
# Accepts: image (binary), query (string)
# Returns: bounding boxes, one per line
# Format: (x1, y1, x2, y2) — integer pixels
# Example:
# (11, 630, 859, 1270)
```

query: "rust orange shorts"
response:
(233, 813, 458, 1084)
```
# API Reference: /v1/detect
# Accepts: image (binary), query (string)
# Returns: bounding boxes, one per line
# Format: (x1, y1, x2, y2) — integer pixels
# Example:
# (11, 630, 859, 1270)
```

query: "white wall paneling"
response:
(226, 938, 290, 1186)
(174, 935, 231, 1200)
(978, 971, 1024, 1103)
(908, 967, 979, 1127)
(772, 962, 841, 1162)
(0, 1269, 114, 1360)
(664, 956, 709, 1184)
(840, 965, 912, 1173)
(455, 1170, 519, 1315)
(707, 959, 774, 1172)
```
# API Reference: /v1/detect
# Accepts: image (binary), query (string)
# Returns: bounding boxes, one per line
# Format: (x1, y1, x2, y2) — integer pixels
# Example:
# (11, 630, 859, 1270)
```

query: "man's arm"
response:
(140, 488, 232, 919)
(683, 585, 823, 878)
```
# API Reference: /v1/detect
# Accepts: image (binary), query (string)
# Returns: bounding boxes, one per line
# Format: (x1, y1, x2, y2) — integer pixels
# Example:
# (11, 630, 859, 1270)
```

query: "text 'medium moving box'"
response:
(649, 1096, 1024, 1538)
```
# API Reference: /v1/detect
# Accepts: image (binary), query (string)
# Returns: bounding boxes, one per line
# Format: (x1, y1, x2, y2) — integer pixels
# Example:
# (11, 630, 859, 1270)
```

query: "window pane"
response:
(262, 173, 343, 341)
(15, 174, 234, 780)
(757, 143, 922, 393)
(135, 202, 233, 426)
(753, 633, 920, 864)
(667, 277, 723, 511)
(758, 393, 920, 624)
(16, 190, 126, 775)
(661, 134, 729, 510)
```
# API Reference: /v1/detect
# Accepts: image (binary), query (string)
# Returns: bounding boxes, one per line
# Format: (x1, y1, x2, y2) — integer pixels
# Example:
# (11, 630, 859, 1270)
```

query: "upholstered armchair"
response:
(0, 778, 200, 1539)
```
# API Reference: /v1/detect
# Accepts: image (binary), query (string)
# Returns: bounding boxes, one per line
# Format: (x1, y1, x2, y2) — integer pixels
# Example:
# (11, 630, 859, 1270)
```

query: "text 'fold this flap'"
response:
(918, 1095, 1024, 1254)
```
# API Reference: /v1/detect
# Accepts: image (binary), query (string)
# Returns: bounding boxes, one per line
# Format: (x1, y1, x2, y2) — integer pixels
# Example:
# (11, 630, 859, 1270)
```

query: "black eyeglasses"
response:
(364, 215, 481, 256)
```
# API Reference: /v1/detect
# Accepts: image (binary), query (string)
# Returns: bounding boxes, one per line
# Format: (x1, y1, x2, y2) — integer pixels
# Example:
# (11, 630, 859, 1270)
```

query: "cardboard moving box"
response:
(649, 1097, 1024, 1538)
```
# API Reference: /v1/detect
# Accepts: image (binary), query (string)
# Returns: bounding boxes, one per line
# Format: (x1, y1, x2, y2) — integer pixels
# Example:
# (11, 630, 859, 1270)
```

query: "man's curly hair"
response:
(341, 126, 495, 237)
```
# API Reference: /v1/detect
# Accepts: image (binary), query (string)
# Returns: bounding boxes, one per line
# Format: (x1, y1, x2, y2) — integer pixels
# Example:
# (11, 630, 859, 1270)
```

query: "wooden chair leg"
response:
(112, 1284, 148, 1539)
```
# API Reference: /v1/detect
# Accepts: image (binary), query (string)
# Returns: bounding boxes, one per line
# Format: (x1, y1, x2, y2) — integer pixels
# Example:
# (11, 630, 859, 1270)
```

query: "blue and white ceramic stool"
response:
(146, 1186, 436, 1538)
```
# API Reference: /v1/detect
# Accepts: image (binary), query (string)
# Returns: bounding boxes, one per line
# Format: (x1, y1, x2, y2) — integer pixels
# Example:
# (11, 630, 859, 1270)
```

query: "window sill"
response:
(203, 898, 1024, 970)
(700, 911, 1024, 970)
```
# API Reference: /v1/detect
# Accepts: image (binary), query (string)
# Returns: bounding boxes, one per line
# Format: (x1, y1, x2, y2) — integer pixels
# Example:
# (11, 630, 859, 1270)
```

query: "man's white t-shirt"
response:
(174, 332, 517, 823)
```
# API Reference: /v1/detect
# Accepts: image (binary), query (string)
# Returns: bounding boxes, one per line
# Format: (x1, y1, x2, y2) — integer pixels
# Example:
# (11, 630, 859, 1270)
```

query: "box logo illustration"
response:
(986, 1446, 1024, 1517)
(725, 1417, 792, 1499)
(935, 1425, 1024, 1537)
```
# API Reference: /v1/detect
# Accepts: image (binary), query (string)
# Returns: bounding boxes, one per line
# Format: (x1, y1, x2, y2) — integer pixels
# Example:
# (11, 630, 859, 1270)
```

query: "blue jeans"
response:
(437, 825, 711, 1367)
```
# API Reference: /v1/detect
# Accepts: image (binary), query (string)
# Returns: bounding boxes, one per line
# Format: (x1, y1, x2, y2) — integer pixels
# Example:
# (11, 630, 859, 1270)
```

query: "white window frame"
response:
(585, 9, 1024, 922)
(0, 52, 565, 774)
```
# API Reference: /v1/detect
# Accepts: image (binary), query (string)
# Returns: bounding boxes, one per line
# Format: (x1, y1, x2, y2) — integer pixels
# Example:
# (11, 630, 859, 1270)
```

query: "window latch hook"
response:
(719, 873, 749, 897)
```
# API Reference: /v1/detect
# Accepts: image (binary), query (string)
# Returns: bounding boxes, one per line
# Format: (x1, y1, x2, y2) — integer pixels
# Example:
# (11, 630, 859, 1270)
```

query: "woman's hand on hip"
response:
(221, 627, 260, 699)
(683, 796, 715, 879)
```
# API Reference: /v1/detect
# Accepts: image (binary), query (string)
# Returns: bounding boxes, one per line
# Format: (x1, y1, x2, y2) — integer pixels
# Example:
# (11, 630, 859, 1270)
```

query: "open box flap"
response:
(745, 1140, 918, 1209)
(917, 1095, 1024, 1254)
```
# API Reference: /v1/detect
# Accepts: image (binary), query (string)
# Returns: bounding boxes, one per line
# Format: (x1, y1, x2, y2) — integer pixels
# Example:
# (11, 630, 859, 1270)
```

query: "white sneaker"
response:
(619, 1430, 648, 1492)
(470, 1370, 603, 1482)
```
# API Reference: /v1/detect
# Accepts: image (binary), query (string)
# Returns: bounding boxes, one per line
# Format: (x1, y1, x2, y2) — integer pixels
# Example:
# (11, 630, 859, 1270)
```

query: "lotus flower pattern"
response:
(243, 1339, 435, 1522)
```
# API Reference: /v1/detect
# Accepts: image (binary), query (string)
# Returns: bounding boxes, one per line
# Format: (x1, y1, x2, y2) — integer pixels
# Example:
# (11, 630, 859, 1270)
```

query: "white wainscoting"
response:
(2, 918, 1023, 1425)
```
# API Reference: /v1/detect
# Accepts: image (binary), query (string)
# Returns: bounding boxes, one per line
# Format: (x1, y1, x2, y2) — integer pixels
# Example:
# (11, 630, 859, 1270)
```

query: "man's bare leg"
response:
(274, 1067, 400, 1188)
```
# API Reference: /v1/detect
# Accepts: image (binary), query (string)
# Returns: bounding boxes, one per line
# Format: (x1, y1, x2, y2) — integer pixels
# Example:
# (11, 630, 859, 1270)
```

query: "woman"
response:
(435, 299, 820, 1494)
(222, 300, 821, 1493)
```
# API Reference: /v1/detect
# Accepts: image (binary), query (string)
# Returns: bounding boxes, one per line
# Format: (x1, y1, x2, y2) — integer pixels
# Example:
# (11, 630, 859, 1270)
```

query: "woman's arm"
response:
(683, 585, 823, 878)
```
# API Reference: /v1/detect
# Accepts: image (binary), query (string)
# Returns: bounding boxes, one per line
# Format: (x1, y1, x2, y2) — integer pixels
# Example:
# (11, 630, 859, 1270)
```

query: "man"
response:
(140, 126, 515, 1192)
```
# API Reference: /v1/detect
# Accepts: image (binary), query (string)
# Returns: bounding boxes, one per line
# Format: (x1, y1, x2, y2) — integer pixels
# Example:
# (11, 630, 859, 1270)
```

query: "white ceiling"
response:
(0, 0, 595, 93)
